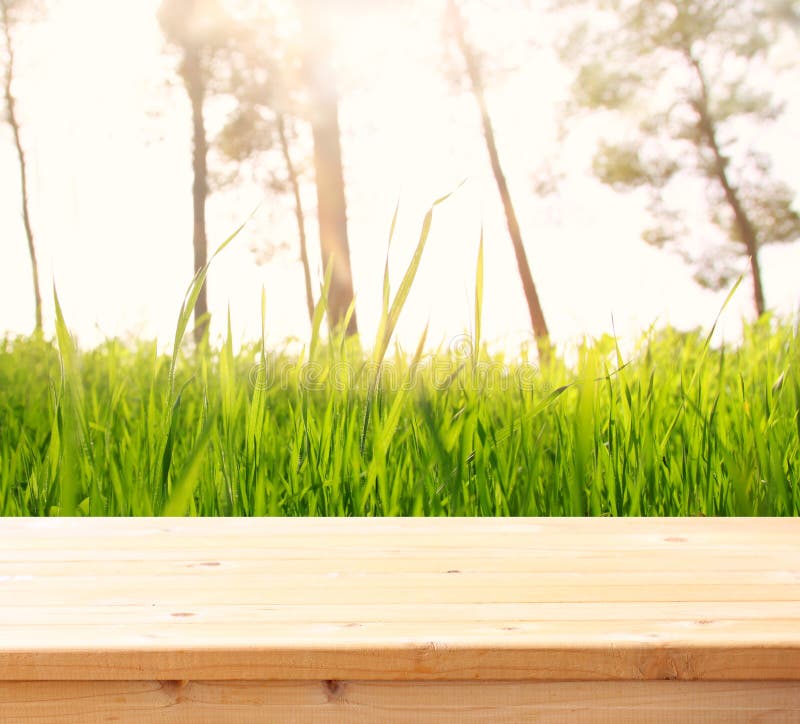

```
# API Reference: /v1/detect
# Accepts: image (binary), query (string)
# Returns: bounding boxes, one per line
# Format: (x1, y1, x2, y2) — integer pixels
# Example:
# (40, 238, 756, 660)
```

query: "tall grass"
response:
(0, 207, 797, 516)
(1, 315, 798, 516)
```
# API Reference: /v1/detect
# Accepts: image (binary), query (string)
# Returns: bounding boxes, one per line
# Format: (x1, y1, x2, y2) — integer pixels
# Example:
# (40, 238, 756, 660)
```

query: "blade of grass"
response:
(474, 226, 484, 361)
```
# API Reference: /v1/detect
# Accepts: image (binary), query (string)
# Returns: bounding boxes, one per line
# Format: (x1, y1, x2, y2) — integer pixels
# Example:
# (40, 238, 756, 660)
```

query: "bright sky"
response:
(1, 0, 799, 356)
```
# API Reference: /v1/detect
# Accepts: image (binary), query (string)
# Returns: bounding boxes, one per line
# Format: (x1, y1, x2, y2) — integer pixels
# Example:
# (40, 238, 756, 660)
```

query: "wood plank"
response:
(0, 518, 798, 682)
(2, 516, 797, 548)
(1, 680, 799, 723)
(1, 515, 796, 534)
(0, 554, 793, 571)
(3, 561, 798, 581)
(3, 600, 799, 623)
(1, 619, 799, 652)
(3, 579, 798, 601)
(4, 644, 800, 682)
(2, 580, 798, 606)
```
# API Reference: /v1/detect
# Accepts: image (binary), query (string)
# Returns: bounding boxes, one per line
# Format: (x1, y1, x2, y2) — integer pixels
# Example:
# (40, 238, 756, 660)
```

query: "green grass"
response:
(1, 309, 798, 516)
(0, 206, 798, 516)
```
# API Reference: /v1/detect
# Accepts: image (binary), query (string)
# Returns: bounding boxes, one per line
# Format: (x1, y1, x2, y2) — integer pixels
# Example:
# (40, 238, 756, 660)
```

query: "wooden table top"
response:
(1, 517, 798, 681)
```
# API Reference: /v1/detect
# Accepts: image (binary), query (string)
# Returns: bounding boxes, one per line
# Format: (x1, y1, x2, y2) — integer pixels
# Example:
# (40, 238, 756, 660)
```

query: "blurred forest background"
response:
(1, 0, 799, 354)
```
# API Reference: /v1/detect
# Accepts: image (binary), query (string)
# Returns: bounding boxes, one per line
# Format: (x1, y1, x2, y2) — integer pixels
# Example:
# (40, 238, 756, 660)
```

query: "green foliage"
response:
(555, 0, 800, 295)
(573, 65, 642, 111)
(1, 309, 798, 516)
(592, 141, 651, 190)
(5, 209, 788, 518)
(212, 5, 300, 177)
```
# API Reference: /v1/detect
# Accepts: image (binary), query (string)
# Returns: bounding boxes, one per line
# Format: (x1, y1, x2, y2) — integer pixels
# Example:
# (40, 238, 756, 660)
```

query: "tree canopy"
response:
(556, 0, 800, 315)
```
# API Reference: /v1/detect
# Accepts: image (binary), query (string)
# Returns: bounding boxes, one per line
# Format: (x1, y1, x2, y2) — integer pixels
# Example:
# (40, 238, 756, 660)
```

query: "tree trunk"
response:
(276, 112, 315, 324)
(298, 0, 358, 337)
(446, 0, 550, 360)
(2, 2, 43, 334)
(687, 54, 766, 317)
(182, 45, 210, 344)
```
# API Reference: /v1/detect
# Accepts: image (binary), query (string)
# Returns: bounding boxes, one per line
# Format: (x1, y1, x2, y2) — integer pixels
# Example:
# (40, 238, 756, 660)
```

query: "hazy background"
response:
(1, 0, 798, 354)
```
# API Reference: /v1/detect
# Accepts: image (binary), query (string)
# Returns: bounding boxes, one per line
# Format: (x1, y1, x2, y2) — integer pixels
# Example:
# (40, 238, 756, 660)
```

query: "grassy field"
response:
(0, 211, 798, 516)
(1, 309, 797, 516)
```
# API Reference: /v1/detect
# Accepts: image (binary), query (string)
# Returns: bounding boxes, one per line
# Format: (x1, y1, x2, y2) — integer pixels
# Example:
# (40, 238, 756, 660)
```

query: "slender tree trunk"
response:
(309, 101, 358, 336)
(276, 112, 315, 324)
(182, 45, 210, 344)
(298, 0, 358, 337)
(688, 54, 766, 317)
(2, 2, 43, 334)
(446, 0, 550, 360)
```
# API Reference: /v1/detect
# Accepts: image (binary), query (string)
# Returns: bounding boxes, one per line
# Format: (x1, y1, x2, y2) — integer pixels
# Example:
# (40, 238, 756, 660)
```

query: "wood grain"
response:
(0, 518, 798, 682)
(1, 680, 798, 723)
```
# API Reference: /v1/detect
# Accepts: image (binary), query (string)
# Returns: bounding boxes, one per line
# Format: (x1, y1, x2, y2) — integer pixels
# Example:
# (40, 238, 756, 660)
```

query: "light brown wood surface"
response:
(1, 680, 799, 723)
(1, 517, 798, 683)
(1, 518, 799, 721)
